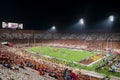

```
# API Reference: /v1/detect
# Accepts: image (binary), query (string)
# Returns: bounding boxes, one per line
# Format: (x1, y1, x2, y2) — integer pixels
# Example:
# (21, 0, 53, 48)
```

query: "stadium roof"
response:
(0, 0, 120, 32)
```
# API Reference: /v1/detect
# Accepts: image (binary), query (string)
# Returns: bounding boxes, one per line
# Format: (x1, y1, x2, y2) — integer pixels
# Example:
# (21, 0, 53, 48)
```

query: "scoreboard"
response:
(2, 22, 23, 29)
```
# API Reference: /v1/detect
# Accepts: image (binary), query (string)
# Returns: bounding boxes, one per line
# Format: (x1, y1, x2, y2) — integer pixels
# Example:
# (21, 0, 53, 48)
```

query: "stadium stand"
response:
(0, 29, 120, 80)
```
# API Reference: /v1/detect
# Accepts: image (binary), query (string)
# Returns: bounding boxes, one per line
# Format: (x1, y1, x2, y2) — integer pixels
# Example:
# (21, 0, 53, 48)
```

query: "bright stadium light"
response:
(47, 25, 56, 32)
(109, 15, 114, 22)
(79, 18, 84, 25)
(52, 26, 56, 30)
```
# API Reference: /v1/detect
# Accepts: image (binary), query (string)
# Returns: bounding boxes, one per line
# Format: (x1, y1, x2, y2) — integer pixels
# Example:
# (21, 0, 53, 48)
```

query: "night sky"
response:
(0, 0, 120, 31)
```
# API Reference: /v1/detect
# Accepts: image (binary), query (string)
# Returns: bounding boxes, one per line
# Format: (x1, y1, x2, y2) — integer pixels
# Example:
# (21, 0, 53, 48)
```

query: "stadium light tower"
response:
(47, 25, 56, 32)
(78, 18, 85, 32)
(109, 15, 114, 22)
(52, 26, 56, 30)
(79, 18, 84, 25)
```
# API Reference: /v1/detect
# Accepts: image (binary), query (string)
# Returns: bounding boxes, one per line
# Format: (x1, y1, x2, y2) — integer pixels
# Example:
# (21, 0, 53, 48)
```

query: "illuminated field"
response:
(27, 46, 120, 77)
(27, 46, 97, 62)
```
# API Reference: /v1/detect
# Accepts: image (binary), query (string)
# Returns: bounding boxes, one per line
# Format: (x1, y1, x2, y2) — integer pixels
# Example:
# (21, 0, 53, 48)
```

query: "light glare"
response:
(52, 26, 56, 30)
(79, 18, 84, 25)
(109, 15, 114, 22)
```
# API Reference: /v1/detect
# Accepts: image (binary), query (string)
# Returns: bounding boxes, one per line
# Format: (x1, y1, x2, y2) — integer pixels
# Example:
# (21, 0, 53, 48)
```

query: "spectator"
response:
(63, 68, 69, 80)
(68, 70, 77, 80)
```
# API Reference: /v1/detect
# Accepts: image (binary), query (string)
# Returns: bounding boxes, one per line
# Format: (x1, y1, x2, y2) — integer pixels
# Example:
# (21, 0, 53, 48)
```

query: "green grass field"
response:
(26, 46, 120, 77)
(27, 46, 95, 62)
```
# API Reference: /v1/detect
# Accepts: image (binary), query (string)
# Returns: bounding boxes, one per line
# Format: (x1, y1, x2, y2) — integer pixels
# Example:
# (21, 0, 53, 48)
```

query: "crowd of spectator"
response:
(0, 48, 58, 80)
(0, 29, 120, 52)
(109, 55, 120, 72)
(0, 46, 82, 80)
(0, 45, 108, 80)
(0, 29, 120, 41)
(0, 29, 120, 80)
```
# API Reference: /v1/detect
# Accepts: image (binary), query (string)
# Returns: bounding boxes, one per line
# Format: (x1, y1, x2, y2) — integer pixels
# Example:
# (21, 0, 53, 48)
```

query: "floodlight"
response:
(79, 18, 84, 25)
(109, 15, 114, 22)
(52, 26, 56, 30)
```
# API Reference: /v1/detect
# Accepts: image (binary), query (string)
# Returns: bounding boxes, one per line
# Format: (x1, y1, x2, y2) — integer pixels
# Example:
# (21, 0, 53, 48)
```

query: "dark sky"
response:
(0, 0, 120, 31)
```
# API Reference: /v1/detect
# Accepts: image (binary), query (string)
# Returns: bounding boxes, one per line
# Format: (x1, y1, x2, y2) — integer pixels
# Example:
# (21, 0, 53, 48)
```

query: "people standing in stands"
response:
(63, 68, 69, 80)
(68, 70, 77, 80)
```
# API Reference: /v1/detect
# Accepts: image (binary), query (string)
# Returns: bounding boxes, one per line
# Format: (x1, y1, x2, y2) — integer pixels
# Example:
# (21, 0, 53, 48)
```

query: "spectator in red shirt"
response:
(69, 70, 78, 80)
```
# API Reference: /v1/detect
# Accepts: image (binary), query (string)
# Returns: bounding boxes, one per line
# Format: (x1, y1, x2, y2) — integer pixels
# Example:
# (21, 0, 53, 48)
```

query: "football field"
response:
(27, 46, 120, 77)
(27, 46, 96, 62)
